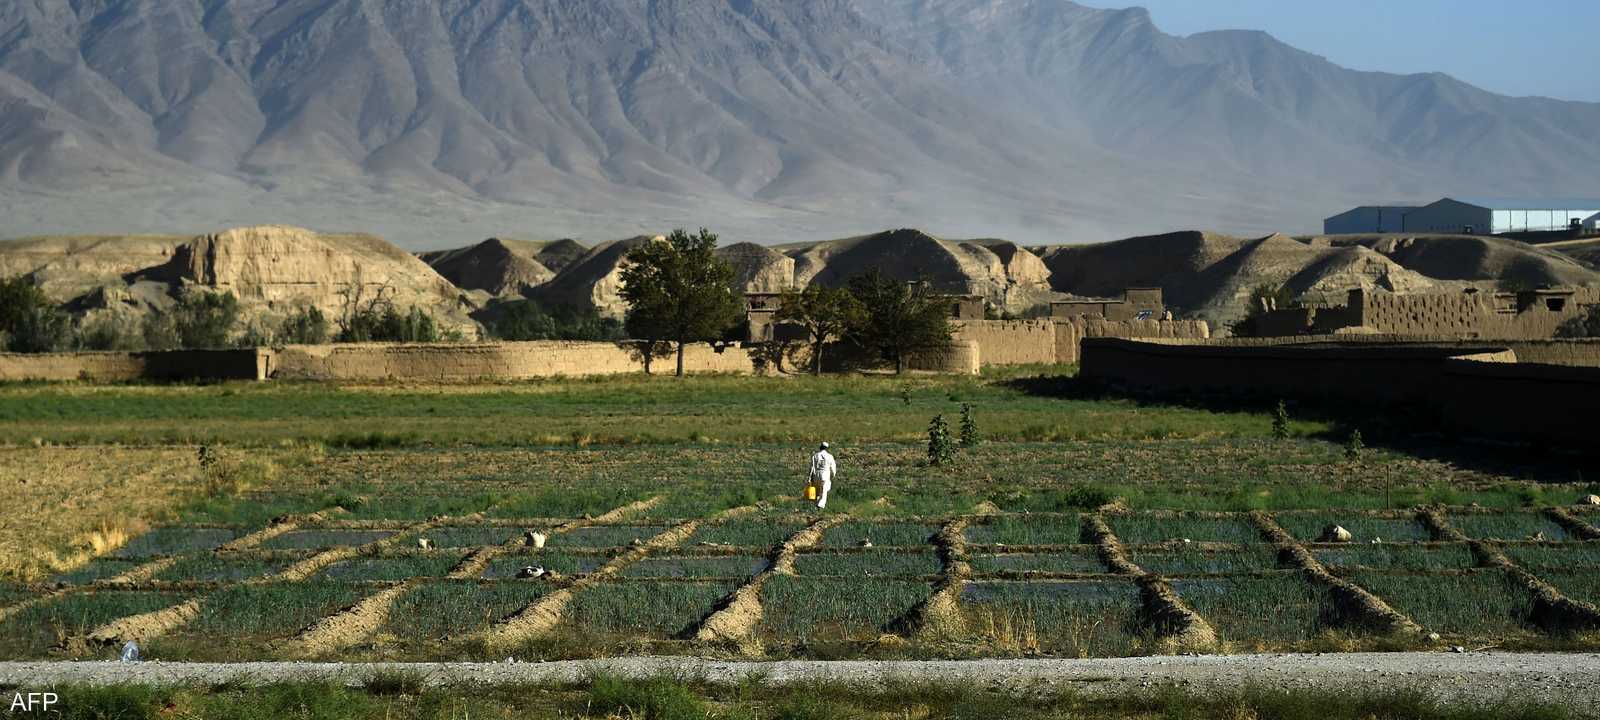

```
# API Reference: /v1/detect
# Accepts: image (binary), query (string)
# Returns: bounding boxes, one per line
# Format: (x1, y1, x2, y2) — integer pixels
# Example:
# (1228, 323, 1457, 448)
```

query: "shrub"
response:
(1555, 305, 1600, 338)
(586, 675, 707, 720)
(174, 290, 241, 349)
(490, 299, 622, 341)
(1272, 400, 1290, 439)
(959, 402, 980, 447)
(279, 306, 330, 345)
(78, 314, 145, 351)
(0, 275, 71, 353)
(339, 305, 445, 343)
(1345, 429, 1364, 460)
(928, 413, 954, 466)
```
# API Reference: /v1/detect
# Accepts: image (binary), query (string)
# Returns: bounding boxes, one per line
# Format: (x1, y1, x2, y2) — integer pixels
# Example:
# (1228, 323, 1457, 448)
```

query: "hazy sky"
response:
(1082, 0, 1600, 103)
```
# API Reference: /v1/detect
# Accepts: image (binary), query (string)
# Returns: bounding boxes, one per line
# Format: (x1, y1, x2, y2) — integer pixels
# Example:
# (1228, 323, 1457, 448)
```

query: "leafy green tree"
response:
(141, 312, 181, 351)
(0, 276, 70, 353)
(619, 229, 742, 377)
(173, 291, 241, 349)
(491, 300, 623, 342)
(846, 270, 954, 374)
(339, 305, 443, 343)
(775, 284, 864, 375)
(279, 306, 330, 345)
(78, 314, 145, 351)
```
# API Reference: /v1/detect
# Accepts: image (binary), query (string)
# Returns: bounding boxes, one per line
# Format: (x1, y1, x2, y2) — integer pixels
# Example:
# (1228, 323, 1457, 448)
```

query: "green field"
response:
(3, 367, 1600, 662)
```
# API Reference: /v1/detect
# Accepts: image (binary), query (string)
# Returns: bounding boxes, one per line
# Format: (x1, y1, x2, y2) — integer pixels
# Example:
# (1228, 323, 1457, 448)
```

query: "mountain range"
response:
(3, 0, 1599, 248)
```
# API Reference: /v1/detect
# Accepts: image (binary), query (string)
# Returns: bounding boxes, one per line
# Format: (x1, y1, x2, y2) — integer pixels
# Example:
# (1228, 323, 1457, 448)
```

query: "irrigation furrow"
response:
(479, 504, 757, 654)
(286, 497, 665, 655)
(1419, 508, 1600, 632)
(694, 515, 849, 652)
(1543, 507, 1600, 541)
(1248, 512, 1420, 636)
(0, 513, 348, 624)
(78, 512, 482, 647)
(1083, 514, 1217, 652)
(217, 510, 343, 552)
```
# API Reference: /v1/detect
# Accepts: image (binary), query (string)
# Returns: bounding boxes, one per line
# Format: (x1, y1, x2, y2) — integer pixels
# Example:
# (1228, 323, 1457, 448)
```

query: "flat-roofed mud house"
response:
(1051, 288, 1167, 321)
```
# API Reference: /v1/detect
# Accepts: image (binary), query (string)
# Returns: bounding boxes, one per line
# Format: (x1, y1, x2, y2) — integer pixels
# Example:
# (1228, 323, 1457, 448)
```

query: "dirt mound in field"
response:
(717, 242, 795, 294)
(790, 229, 1054, 315)
(418, 238, 555, 297)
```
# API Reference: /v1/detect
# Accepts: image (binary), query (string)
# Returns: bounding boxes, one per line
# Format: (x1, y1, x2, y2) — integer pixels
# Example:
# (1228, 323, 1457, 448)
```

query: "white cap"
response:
(820, 442, 829, 449)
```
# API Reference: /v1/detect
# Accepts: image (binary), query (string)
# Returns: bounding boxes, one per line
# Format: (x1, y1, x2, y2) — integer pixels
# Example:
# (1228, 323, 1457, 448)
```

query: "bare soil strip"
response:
(1084, 514, 1217, 652)
(4, 653, 1597, 705)
(1419, 508, 1600, 632)
(1544, 507, 1600, 541)
(480, 505, 757, 654)
(694, 515, 848, 652)
(287, 497, 665, 656)
(216, 510, 343, 552)
(893, 517, 974, 641)
(1249, 512, 1419, 636)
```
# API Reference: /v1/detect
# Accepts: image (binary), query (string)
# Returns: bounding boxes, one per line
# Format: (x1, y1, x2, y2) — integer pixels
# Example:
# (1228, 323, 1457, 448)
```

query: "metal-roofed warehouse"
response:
(1324, 198, 1600, 235)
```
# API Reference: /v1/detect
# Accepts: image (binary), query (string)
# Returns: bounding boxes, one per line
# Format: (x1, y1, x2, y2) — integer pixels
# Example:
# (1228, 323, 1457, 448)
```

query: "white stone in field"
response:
(1582, 494, 1600, 506)
(1319, 525, 1353, 543)
(417, 538, 432, 549)
(525, 531, 547, 548)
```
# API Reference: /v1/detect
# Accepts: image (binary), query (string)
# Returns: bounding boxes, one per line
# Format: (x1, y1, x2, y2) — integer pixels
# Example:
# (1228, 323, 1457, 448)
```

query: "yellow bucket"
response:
(805, 484, 818, 501)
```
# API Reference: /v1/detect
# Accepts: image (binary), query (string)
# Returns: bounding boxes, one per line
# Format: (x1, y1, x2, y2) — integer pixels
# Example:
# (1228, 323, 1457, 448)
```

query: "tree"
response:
(173, 290, 241, 349)
(279, 306, 330, 345)
(0, 276, 70, 353)
(619, 229, 742, 377)
(775, 284, 864, 375)
(491, 299, 623, 342)
(846, 269, 954, 374)
(1556, 305, 1600, 338)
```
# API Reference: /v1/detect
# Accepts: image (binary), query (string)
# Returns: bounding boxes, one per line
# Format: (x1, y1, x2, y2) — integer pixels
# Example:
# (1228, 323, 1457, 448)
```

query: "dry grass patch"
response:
(0, 446, 198, 582)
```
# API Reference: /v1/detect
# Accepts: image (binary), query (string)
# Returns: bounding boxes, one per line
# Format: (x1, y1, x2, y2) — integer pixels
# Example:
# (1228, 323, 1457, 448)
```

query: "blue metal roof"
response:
(1449, 197, 1600, 210)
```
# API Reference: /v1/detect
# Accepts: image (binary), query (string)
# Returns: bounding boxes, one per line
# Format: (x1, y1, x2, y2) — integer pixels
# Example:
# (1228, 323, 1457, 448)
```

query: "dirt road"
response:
(3, 653, 1598, 704)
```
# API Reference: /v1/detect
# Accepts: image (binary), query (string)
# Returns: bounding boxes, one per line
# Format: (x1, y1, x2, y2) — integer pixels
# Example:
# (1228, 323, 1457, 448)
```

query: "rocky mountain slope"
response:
(1, 1, 1597, 246)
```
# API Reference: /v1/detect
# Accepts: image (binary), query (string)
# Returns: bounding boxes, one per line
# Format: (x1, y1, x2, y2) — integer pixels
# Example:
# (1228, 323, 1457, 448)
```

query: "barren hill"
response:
(790, 229, 1055, 314)
(0, 226, 479, 338)
(1036, 231, 1600, 327)
(529, 237, 658, 319)
(717, 243, 795, 295)
(418, 239, 555, 298)
(2, 1, 1598, 245)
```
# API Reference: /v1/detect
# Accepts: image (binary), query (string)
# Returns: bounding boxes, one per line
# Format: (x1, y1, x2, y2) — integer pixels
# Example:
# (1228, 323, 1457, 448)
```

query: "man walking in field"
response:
(810, 442, 837, 509)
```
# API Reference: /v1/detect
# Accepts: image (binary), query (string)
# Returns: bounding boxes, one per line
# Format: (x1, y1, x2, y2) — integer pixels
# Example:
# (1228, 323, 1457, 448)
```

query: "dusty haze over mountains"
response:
(2, 0, 1598, 248)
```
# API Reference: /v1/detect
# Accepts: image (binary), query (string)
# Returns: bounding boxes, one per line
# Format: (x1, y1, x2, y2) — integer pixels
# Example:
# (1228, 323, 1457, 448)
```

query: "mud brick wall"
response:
(1079, 338, 1598, 447)
(0, 349, 268, 382)
(953, 318, 1209, 366)
(268, 341, 756, 381)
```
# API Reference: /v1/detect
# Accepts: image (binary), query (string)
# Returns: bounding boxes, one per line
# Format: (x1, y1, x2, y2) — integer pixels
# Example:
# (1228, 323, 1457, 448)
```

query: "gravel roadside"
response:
(2, 653, 1598, 705)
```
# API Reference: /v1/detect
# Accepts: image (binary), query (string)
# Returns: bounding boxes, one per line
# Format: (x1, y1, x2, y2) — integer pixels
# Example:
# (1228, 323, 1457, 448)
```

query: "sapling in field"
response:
(1272, 400, 1290, 440)
(960, 402, 980, 448)
(928, 413, 954, 466)
(1345, 429, 1364, 461)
